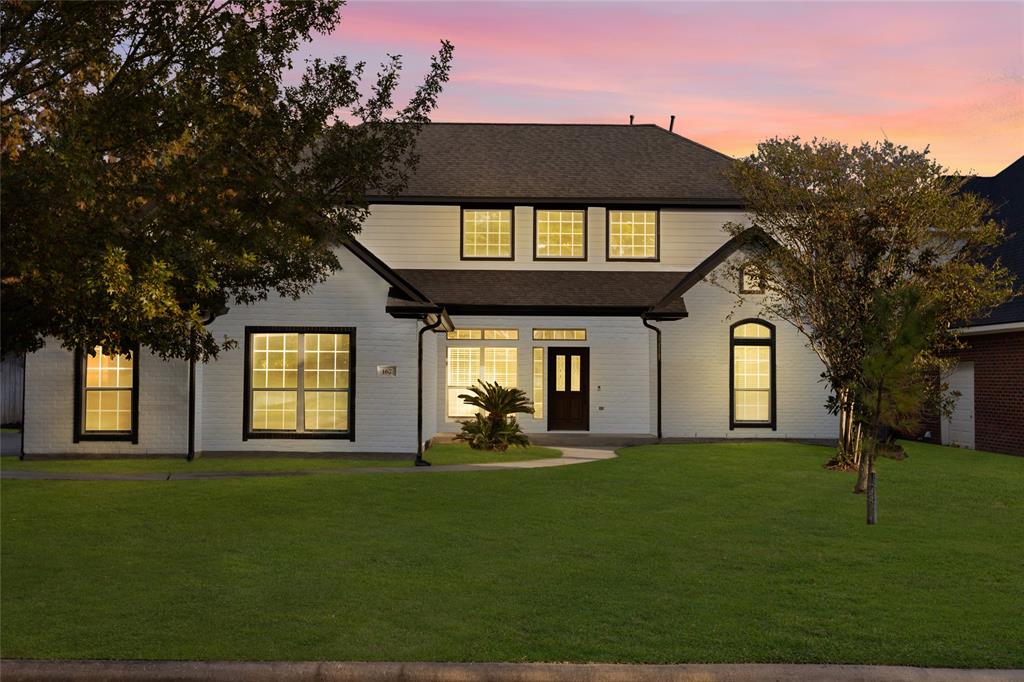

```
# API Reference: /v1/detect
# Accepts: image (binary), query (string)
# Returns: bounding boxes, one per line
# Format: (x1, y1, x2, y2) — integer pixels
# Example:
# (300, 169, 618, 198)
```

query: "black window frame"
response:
(533, 207, 588, 261)
(242, 326, 357, 441)
(460, 205, 516, 261)
(73, 344, 141, 443)
(605, 207, 660, 262)
(729, 318, 777, 430)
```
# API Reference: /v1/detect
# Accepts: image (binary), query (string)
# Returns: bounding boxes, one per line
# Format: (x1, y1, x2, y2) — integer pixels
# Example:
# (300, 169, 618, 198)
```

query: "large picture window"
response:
(535, 209, 586, 260)
(730, 320, 776, 429)
(462, 208, 513, 259)
(74, 345, 139, 442)
(244, 327, 355, 439)
(607, 209, 658, 260)
(446, 347, 518, 418)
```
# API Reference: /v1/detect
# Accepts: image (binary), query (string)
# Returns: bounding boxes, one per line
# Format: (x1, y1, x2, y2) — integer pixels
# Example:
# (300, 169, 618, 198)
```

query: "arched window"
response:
(730, 319, 776, 429)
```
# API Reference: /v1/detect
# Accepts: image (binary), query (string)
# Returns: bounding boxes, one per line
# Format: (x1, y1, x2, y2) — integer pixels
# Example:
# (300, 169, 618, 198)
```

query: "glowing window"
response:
(462, 209, 512, 259)
(731, 321, 774, 426)
(248, 329, 353, 435)
(740, 265, 765, 294)
(447, 329, 519, 341)
(532, 329, 586, 341)
(446, 347, 518, 418)
(80, 346, 135, 433)
(536, 210, 585, 259)
(532, 348, 544, 419)
(608, 210, 658, 259)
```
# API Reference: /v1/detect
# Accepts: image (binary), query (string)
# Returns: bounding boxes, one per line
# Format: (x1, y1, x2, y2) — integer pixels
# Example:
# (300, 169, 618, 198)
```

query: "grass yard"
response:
(1, 440, 1021, 667)
(0, 444, 561, 473)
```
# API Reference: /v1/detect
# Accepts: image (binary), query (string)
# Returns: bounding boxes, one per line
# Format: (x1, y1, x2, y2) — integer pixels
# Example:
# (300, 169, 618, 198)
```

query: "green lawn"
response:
(1, 440, 1021, 667)
(1, 444, 561, 473)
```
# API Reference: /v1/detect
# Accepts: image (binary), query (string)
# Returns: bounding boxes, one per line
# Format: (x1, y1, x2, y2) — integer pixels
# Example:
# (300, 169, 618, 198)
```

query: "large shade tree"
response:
(1, 0, 453, 361)
(722, 138, 1014, 475)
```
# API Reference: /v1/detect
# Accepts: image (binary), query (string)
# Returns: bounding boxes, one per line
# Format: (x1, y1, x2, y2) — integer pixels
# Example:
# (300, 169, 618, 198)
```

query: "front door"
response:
(547, 347, 589, 431)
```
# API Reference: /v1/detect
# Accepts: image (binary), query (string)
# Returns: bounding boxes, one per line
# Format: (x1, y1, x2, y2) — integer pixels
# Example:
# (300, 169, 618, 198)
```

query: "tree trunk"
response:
(830, 390, 863, 470)
(853, 449, 870, 493)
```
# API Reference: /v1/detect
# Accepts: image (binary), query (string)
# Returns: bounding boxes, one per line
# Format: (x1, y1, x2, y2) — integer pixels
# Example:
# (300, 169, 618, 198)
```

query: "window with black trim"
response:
(244, 327, 355, 439)
(535, 209, 586, 260)
(74, 345, 139, 442)
(607, 209, 658, 260)
(462, 208, 513, 259)
(730, 320, 776, 429)
(740, 264, 765, 294)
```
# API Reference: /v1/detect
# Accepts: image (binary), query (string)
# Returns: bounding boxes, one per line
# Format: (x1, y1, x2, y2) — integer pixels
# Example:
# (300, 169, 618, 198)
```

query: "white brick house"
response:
(22, 123, 837, 457)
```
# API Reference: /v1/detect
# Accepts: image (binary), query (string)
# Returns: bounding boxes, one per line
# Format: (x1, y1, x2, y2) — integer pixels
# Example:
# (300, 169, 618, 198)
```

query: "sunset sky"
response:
(301, 1, 1023, 175)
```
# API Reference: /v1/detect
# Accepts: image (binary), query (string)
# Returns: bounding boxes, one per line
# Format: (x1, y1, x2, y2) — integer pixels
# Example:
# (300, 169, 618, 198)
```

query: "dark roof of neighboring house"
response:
(392, 269, 689, 318)
(368, 123, 742, 206)
(962, 156, 1024, 326)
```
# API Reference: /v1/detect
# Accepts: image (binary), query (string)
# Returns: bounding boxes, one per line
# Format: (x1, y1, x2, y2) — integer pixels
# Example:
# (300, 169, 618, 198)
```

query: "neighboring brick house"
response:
(928, 157, 1024, 456)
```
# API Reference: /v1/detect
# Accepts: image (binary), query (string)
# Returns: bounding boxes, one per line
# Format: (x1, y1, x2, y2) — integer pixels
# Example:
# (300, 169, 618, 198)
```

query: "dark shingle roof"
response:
(370, 123, 742, 205)
(962, 156, 1024, 326)
(393, 269, 688, 318)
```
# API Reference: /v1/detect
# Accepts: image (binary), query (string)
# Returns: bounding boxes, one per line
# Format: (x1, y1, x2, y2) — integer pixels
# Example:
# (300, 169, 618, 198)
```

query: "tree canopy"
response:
(1, 0, 453, 360)
(722, 138, 1015, 469)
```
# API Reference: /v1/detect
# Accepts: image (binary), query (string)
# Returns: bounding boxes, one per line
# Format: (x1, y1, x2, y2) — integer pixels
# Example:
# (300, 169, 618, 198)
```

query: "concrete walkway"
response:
(2, 660, 1021, 682)
(0, 447, 616, 482)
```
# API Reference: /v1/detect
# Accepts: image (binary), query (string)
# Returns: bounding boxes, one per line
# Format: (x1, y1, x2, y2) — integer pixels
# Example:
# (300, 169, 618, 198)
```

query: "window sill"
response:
(244, 431, 355, 441)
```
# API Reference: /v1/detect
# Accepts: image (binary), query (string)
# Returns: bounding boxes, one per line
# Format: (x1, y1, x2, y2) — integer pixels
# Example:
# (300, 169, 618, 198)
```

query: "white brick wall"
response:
(24, 344, 189, 455)
(199, 248, 424, 454)
(22, 248, 433, 456)
(660, 266, 837, 439)
(436, 316, 654, 435)
(358, 204, 749, 271)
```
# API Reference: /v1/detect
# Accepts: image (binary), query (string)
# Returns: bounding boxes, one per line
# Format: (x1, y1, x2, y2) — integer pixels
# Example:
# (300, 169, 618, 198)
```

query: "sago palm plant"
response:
(454, 380, 534, 451)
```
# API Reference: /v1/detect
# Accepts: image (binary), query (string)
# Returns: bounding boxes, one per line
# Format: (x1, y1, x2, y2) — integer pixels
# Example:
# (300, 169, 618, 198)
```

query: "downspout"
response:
(188, 342, 196, 461)
(19, 354, 26, 460)
(188, 311, 221, 462)
(416, 315, 443, 466)
(641, 316, 663, 440)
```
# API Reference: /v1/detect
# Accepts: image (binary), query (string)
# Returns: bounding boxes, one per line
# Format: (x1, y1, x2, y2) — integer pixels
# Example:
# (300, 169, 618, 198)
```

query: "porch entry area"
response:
(547, 347, 589, 431)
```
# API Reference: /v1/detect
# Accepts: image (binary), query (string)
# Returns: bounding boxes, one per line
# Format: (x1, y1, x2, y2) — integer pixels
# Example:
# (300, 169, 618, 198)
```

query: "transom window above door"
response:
(462, 208, 513, 259)
(535, 209, 586, 260)
(607, 210, 658, 260)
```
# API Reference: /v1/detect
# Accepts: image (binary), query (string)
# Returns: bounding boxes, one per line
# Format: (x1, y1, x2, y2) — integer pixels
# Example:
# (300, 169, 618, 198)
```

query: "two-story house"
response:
(21, 123, 837, 458)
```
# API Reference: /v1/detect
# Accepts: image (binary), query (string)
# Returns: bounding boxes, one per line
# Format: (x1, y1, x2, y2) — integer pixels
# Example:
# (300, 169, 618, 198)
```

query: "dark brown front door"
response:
(547, 347, 589, 431)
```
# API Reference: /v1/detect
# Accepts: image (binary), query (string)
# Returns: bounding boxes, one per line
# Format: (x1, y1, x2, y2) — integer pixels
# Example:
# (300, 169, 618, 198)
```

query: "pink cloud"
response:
(303, 1, 1023, 174)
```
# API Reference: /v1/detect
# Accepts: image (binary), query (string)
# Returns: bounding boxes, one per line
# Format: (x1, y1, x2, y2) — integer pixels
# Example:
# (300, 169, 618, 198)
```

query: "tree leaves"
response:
(1, 0, 454, 360)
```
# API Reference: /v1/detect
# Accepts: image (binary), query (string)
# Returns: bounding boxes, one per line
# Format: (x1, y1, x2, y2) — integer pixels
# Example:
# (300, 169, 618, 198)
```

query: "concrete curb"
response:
(2, 661, 1022, 682)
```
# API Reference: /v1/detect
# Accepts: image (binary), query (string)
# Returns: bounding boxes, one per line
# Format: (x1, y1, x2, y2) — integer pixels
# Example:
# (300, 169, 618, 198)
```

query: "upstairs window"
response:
(740, 264, 765, 294)
(462, 208, 513, 259)
(730, 320, 776, 429)
(607, 210, 658, 260)
(535, 209, 586, 260)
(75, 345, 139, 442)
(244, 328, 355, 439)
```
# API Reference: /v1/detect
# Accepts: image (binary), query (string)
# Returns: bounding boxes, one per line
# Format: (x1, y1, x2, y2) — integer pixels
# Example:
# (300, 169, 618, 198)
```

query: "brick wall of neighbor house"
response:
(23, 346, 189, 456)
(358, 204, 750, 272)
(199, 247, 424, 455)
(661, 261, 837, 440)
(953, 332, 1024, 456)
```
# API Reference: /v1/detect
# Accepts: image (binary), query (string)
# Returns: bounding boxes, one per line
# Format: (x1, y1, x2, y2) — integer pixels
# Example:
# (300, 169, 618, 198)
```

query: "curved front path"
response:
(0, 447, 616, 482)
